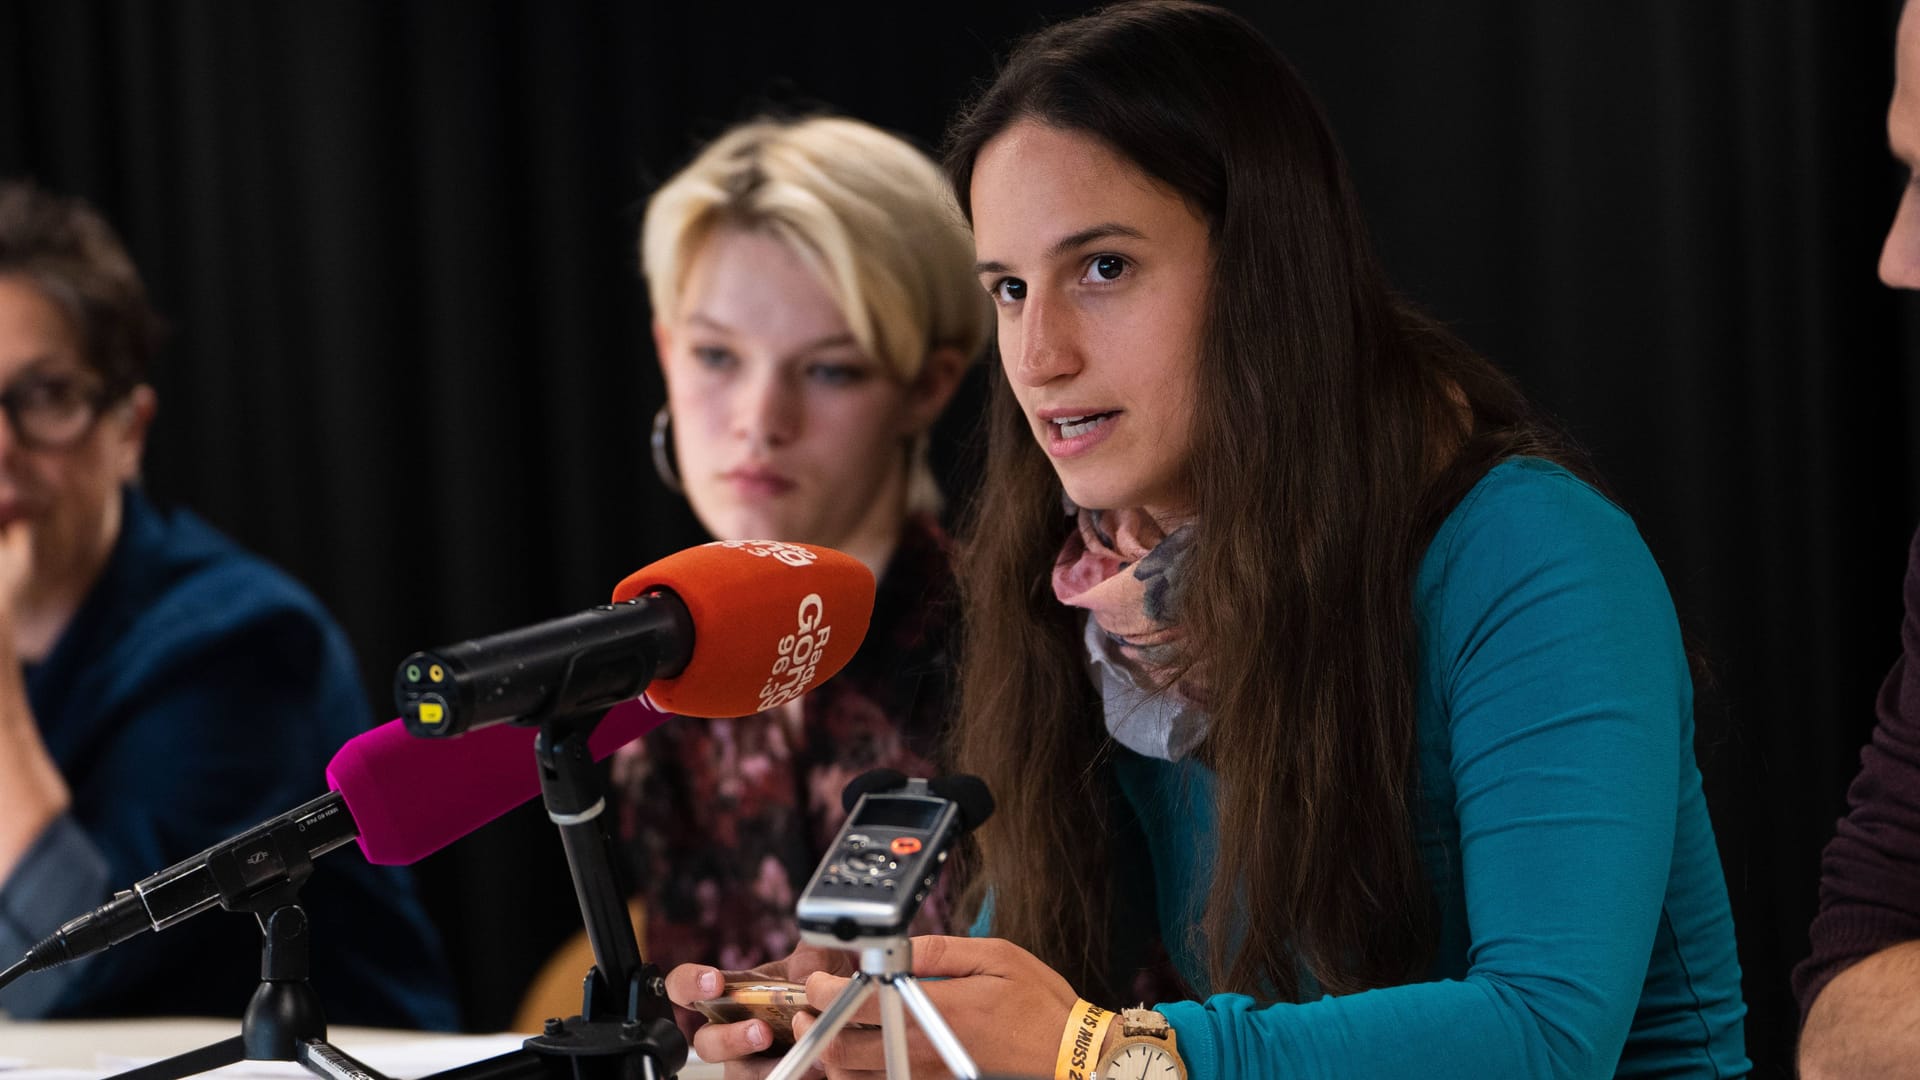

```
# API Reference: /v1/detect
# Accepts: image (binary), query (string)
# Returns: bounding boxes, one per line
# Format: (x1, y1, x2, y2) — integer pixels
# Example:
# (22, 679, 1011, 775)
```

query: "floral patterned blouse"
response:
(612, 515, 957, 974)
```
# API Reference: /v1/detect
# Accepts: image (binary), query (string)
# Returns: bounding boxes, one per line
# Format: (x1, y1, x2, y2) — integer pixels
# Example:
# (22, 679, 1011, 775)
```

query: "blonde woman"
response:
(613, 116, 987, 980)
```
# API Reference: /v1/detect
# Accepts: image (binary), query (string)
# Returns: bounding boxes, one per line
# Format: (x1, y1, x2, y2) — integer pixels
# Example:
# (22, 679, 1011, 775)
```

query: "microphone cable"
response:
(0, 954, 31, 992)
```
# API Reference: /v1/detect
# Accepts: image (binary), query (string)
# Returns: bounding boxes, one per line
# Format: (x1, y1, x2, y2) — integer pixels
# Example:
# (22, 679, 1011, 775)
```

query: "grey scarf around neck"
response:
(1079, 613, 1211, 761)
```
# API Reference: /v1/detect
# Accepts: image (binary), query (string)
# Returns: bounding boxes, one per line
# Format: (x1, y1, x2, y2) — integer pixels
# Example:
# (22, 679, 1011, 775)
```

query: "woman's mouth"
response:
(1042, 411, 1119, 456)
(1054, 413, 1113, 438)
(722, 468, 797, 498)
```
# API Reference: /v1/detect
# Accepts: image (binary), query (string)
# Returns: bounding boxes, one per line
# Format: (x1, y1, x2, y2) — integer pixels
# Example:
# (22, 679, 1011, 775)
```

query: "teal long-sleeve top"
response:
(1105, 459, 1748, 1078)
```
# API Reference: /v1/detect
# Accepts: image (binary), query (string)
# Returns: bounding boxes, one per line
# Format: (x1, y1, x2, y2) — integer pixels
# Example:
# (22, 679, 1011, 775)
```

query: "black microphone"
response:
(397, 594, 693, 738)
(396, 540, 877, 737)
(0, 792, 355, 990)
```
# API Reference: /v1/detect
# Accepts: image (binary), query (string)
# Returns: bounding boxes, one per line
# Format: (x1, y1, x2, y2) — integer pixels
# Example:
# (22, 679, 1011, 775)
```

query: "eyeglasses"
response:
(0, 371, 113, 450)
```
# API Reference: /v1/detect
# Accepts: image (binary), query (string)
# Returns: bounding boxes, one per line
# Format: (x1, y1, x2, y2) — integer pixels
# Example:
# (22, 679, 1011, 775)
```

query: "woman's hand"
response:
(0, 518, 32, 632)
(665, 936, 1083, 1079)
(0, 517, 68, 885)
(787, 935, 1080, 1080)
(663, 945, 855, 1079)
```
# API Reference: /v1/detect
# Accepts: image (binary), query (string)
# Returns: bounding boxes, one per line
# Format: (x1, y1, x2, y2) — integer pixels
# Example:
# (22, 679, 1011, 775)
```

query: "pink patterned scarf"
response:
(1051, 503, 1202, 709)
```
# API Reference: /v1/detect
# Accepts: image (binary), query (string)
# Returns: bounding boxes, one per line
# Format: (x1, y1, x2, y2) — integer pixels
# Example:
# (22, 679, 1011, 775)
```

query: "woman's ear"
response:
(652, 321, 675, 390)
(111, 385, 157, 482)
(901, 345, 970, 436)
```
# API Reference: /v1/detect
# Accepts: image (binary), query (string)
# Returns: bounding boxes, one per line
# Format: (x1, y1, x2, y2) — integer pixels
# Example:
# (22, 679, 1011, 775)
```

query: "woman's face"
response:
(970, 121, 1211, 521)
(0, 276, 149, 607)
(656, 228, 922, 554)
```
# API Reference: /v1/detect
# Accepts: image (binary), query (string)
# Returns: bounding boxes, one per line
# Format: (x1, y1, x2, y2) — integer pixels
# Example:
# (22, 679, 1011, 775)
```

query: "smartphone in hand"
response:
(690, 980, 877, 1048)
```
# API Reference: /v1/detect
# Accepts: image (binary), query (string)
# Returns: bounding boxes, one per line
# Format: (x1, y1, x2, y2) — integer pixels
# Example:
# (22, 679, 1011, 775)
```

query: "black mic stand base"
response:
(106, 901, 413, 1080)
(99, 882, 662, 1080)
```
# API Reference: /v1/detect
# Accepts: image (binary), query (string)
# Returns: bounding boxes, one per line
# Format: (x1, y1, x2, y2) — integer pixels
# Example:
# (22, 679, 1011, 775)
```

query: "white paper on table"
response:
(87, 1034, 531, 1080)
(8, 1033, 714, 1080)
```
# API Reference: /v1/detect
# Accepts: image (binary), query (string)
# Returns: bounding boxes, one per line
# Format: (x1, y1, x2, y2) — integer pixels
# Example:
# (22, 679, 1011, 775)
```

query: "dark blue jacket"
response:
(0, 486, 457, 1028)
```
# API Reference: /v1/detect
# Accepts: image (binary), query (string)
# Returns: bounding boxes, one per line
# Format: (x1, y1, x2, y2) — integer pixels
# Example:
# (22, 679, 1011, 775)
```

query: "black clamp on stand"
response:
(107, 709, 687, 1080)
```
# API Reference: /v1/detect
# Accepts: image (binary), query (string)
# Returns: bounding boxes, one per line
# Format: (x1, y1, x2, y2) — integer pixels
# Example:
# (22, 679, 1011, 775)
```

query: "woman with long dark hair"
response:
(665, 4, 1749, 1077)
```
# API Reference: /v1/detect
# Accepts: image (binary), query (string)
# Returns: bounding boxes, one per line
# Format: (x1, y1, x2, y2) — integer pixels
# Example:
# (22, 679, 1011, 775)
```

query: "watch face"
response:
(1104, 1043, 1181, 1080)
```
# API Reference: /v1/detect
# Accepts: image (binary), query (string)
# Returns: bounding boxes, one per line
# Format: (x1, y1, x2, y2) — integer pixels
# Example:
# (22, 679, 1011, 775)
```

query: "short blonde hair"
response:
(641, 116, 988, 384)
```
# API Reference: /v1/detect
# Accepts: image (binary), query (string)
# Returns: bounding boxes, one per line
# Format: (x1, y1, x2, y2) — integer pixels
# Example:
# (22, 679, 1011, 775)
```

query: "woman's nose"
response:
(1006, 293, 1081, 387)
(1884, 185, 1920, 290)
(736, 371, 800, 450)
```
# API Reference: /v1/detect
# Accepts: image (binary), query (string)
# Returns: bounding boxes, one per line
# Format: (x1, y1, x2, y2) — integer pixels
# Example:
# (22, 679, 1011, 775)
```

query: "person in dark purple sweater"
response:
(1798, 530, 1920, 1072)
(1796, 5, 1920, 1074)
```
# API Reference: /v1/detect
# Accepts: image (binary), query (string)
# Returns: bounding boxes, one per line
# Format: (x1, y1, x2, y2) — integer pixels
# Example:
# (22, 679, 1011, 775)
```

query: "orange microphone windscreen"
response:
(611, 540, 875, 718)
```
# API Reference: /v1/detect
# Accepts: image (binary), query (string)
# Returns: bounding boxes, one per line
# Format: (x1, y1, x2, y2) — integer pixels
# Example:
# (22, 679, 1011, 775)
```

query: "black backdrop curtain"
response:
(2, 2, 1912, 1074)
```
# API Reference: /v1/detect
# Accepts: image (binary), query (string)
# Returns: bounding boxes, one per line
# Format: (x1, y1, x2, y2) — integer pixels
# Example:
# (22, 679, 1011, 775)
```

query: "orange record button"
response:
(890, 836, 922, 856)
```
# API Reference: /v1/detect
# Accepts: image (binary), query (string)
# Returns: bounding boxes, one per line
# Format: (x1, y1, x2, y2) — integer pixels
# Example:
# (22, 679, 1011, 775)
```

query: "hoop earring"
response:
(651, 405, 683, 494)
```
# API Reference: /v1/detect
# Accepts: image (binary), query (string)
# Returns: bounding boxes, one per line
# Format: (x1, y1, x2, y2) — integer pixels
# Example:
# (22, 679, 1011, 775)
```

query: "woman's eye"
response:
(690, 345, 736, 371)
(10, 377, 85, 410)
(13, 382, 59, 409)
(1085, 254, 1128, 283)
(989, 277, 1027, 304)
(807, 363, 867, 387)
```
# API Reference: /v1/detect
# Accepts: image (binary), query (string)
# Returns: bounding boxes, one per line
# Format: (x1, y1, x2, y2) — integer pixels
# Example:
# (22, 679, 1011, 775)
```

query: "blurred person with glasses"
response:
(0, 370, 117, 448)
(0, 179, 457, 1028)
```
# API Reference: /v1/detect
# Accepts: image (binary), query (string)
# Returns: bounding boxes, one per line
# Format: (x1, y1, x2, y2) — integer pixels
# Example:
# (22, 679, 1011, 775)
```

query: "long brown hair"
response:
(945, 1, 1587, 1003)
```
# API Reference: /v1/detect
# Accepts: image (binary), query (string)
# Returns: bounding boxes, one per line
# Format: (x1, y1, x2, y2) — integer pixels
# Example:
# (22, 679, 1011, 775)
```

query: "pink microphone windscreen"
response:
(325, 699, 669, 866)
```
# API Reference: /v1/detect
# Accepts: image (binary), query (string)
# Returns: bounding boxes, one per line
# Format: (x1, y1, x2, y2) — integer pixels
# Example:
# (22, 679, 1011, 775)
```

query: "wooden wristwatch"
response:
(1095, 1007, 1187, 1080)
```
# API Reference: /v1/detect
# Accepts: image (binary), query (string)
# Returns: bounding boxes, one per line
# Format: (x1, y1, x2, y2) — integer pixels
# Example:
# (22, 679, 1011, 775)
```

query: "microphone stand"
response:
(514, 711, 686, 1079)
(106, 835, 391, 1080)
(104, 708, 687, 1080)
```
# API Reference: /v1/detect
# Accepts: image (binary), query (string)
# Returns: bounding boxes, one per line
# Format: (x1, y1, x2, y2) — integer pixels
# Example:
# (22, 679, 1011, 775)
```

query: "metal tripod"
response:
(764, 935, 978, 1080)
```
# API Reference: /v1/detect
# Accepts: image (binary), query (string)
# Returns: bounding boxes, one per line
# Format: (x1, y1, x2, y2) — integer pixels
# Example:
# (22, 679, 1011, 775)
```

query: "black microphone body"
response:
(397, 591, 694, 737)
(0, 792, 356, 988)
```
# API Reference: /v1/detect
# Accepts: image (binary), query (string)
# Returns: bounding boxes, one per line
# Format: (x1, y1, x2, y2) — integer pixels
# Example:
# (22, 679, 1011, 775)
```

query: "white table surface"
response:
(0, 1018, 721, 1079)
